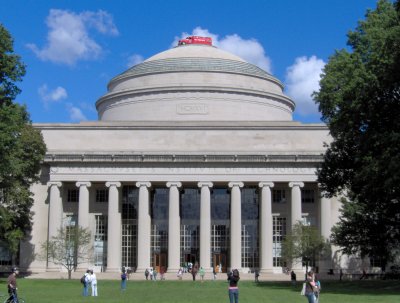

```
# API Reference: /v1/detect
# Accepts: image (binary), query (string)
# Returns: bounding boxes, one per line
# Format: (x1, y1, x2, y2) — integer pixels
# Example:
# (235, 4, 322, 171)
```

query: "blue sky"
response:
(1, 0, 380, 124)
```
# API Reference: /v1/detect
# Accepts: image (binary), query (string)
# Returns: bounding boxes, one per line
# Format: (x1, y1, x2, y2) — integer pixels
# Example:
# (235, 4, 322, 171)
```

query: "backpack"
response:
(80, 275, 86, 284)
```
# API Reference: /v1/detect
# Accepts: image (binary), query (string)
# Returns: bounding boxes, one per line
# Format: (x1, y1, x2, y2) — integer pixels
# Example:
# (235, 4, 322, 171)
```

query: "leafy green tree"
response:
(313, 0, 400, 270)
(281, 223, 331, 276)
(40, 226, 93, 279)
(0, 24, 47, 256)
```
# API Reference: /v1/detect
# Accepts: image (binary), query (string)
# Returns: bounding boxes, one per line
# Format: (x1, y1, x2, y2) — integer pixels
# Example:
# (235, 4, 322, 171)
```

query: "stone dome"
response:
(96, 44, 295, 122)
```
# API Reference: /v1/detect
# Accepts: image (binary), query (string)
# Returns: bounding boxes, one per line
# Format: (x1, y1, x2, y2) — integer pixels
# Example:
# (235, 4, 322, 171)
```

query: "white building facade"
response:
(8, 42, 348, 275)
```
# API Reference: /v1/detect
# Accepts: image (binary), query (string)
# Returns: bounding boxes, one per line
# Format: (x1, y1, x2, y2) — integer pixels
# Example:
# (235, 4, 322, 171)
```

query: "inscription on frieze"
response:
(50, 164, 316, 175)
(177, 103, 209, 115)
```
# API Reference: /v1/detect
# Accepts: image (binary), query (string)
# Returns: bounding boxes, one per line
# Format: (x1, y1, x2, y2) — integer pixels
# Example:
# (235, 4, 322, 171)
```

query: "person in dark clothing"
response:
(291, 270, 297, 286)
(254, 270, 259, 283)
(360, 269, 367, 280)
(227, 269, 240, 303)
(191, 264, 198, 281)
(6, 267, 19, 303)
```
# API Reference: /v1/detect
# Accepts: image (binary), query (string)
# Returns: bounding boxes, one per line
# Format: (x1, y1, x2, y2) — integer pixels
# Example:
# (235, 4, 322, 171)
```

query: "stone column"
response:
(47, 181, 62, 271)
(136, 182, 151, 273)
(319, 192, 332, 273)
(259, 182, 274, 274)
(229, 182, 243, 271)
(320, 193, 331, 239)
(167, 182, 181, 272)
(198, 182, 213, 272)
(76, 182, 91, 229)
(106, 182, 121, 272)
(47, 182, 63, 239)
(289, 182, 304, 271)
(289, 182, 304, 228)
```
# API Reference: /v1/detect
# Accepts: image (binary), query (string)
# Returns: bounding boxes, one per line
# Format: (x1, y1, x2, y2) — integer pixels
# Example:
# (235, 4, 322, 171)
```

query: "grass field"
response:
(0, 278, 399, 303)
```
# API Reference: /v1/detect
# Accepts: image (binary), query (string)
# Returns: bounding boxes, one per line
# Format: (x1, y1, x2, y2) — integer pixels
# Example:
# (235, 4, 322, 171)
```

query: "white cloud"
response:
(38, 84, 68, 107)
(67, 103, 87, 122)
(127, 54, 144, 68)
(172, 27, 272, 73)
(218, 34, 271, 73)
(27, 9, 118, 65)
(284, 56, 325, 116)
(81, 10, 119, 36)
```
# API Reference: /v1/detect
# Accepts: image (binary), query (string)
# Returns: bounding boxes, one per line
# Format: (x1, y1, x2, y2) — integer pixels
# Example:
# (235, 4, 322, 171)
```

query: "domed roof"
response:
(111, 45, 273, 85)
(146, 44, 245, 62)
(96, 44, 295, 122)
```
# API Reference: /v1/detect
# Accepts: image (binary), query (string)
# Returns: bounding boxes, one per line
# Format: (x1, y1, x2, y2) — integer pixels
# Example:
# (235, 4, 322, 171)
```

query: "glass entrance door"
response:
(153, 252, 167, 273)
(213, 253, 227, 273)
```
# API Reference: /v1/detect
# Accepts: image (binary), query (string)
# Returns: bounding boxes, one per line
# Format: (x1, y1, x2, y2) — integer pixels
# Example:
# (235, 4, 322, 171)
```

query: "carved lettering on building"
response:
(177, 103, 209, 115)
(51, 165, 316, 176)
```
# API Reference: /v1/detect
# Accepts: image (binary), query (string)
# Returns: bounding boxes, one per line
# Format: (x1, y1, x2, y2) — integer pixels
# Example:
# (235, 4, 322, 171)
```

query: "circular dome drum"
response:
(96, 44, 295, 122)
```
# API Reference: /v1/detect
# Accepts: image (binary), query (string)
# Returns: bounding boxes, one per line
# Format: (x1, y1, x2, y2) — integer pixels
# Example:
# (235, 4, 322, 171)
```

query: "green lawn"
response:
(0, 279, 399, 303)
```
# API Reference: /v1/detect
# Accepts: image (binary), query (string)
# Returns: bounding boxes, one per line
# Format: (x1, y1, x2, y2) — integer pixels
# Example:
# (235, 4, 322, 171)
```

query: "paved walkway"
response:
(25, 271, 293, 281)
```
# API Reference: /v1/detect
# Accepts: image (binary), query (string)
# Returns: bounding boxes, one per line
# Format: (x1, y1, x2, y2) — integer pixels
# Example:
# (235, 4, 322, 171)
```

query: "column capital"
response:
(289, 182, 304, 188)
(76, 181, 91, 188)
(228, 181, 244, 188)
(166, 181, 182, 188)
(47, 181, 62, 188)
(136, 181, 151, 188)
(106, 181, 121, 188)
(258, 182, 274, 188)
(197, 182, 213, 188)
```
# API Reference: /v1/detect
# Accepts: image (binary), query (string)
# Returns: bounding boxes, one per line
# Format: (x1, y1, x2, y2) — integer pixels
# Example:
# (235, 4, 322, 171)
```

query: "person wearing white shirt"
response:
(90, 270, 98, 296)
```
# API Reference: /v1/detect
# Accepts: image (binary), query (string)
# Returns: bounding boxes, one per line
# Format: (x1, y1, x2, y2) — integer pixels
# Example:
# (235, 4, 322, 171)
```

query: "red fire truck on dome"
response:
(178, 36, 212, 46)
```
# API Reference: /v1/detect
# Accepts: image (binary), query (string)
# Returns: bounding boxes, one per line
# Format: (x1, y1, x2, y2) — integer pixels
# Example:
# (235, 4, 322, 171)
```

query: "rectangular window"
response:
(150, 224, 168, 267)
(121, 186, 138, 268)
(241, 187, 259, 269)
(64, 215, 77, 238)
(211, 224, 229, 252)
(370, 257, 383, 268)
(273, 216, 287, 267)
(241, 224, 259, 269)
(94, 215, 107, 267)
(67, 189, 79, 203)
(0, 241, 12, 265)
(180, 225, 200, 266)
(301, 189, 315, 203)
(96, 189, 108, 203)
(121, 224, 137, 268)
(302, 216, 316, 226)
(63, 215, 78, 267)
(273, 189, 286, 203)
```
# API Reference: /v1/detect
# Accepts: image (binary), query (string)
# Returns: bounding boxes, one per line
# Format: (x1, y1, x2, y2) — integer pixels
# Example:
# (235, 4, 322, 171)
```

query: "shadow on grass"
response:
(254, 280, 400, 296)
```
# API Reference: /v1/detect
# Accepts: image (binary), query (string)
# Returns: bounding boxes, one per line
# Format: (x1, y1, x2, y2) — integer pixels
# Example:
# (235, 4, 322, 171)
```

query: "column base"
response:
(136, 267, 150, 273)
(106, 267, 122, 273)
(202, 267, 213, 273)
(167, 267, 181, 273)
(259, 268, 274, 274)
(76, 265, 91, 272)
(46, 267, 60, 272)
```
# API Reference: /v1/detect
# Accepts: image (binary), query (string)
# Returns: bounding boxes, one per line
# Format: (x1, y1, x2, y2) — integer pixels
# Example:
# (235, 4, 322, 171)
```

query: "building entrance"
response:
(184, 253, 198, 265)
(213, 253, 227, 273)
(153, 252, 167, 273)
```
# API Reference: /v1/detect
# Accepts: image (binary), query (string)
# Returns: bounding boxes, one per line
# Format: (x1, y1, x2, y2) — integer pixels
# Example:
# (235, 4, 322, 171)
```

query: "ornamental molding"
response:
(47, 163, 318, 178)
(44, 153, 323, 164)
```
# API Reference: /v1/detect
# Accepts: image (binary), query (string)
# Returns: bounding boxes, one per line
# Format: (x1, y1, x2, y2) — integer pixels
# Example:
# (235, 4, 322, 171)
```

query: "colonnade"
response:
(47, 180, 331, 273)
